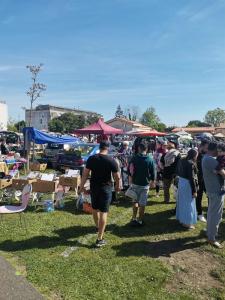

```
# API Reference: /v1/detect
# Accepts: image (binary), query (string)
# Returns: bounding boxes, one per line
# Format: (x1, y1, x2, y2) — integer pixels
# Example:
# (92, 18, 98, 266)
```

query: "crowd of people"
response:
(79, 138, 225, 249)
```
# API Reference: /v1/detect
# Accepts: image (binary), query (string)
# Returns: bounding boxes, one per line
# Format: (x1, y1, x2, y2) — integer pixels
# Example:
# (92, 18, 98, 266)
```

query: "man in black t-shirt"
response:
(79, 141, 120, 247)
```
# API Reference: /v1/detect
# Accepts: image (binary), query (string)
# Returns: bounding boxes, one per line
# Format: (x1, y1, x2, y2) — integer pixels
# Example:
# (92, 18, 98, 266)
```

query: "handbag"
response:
(125, 185, 137, 201)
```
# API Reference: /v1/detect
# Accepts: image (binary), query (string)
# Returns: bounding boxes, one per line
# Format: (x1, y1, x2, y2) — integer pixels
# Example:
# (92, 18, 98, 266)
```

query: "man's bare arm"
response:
(113, 172, 120, 192)
(79, 168, 91, 194)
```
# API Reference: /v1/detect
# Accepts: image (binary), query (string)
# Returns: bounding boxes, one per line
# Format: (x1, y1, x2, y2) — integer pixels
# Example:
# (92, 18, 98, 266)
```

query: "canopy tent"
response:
(23, 127, 80, 144)
(214, 133, 225, 138)
(74, 118, 123, 135)
(128, 129, 165, 137)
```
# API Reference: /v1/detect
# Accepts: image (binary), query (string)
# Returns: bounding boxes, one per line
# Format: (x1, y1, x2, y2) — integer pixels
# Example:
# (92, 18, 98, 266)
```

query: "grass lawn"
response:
(0, 189, 225, 300)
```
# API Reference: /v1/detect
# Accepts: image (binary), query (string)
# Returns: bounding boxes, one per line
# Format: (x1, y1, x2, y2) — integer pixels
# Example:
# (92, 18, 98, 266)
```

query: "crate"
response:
(30, 163, 47, 172)
(0, 179, 12, 189)
(59, 176, 81, 188)
(32, 180, 58, 193)
(12, 179, 37, 190)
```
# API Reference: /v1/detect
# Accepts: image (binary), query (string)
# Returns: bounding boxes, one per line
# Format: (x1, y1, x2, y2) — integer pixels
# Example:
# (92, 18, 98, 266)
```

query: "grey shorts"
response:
(132, 184, 149, 206)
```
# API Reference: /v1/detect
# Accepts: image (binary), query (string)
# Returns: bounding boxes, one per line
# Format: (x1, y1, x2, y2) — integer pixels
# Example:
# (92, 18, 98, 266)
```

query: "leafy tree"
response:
(15, 120, 26, 132)
(26, 64, 47, 126)
(7, 119, 17, 132)
(86, 114, 100, 125)
(115, 105, 124, 118)
(141, 107, 160, 129)
(187, 120, 211, 127)
(48, 119, 65, 133)
(48, 113, 100, 133)
(204, 108, 225, 127)
(157, 122, 166, 132)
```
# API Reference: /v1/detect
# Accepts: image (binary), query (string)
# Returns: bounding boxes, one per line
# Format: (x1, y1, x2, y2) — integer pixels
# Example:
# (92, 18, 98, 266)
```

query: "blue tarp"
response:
(23, 127, 80, 145)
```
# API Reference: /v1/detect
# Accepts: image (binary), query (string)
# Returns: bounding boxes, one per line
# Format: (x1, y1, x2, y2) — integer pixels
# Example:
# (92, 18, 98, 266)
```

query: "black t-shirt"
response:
(1, 144, 9, 155)
(86, 154, 118, 186)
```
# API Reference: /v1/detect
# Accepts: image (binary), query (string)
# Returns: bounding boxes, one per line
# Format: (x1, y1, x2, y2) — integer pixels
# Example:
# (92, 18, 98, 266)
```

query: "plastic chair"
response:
(0, 184, 32, 233)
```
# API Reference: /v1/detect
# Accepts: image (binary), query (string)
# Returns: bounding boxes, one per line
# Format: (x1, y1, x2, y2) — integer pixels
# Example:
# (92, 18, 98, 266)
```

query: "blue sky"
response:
(0, 0, 225, 126)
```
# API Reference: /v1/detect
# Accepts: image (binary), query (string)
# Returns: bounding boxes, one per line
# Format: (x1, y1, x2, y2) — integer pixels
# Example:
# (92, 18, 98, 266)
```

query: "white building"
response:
(25, 104, 101, 131)
(0, 101, 8, 130)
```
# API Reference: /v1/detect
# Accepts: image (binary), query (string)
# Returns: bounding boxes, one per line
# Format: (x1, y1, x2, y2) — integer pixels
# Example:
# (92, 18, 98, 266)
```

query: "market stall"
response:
(74, 118, 123, 137)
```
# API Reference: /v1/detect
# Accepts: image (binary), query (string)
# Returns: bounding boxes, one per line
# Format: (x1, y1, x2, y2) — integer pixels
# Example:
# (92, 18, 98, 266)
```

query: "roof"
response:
(74, 118, 123, 135)
(26, 104, 100, 116)
(172, 127, 215, 133)
(106, 117, 152, 129)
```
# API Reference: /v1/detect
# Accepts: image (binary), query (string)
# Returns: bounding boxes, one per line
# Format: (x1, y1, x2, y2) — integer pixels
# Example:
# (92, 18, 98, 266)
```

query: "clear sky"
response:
(0, 0, 225, 126)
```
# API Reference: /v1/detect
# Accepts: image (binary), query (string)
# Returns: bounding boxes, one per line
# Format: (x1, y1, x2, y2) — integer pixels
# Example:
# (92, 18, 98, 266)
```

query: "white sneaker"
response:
(198, 215, 207, 223)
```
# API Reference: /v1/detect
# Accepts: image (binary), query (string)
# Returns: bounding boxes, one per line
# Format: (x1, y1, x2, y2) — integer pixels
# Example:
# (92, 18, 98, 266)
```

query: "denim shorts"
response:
(132, 184, 149, 206)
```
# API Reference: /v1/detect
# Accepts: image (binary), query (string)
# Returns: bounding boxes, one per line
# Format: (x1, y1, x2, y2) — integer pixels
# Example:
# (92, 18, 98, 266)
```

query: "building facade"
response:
(0, 101, 8, 130)
(25, 104, 101, 131)
(106, 117, 152, 132)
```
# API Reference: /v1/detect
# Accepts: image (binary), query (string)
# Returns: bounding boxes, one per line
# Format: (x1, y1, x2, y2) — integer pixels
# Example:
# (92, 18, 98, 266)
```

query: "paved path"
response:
(0, 256, 44, 300)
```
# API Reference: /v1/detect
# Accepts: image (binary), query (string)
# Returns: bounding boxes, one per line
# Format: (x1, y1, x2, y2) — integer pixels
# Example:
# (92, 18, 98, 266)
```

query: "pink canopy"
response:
(128, 130, 166, 137)
(74, 119, 123, 135)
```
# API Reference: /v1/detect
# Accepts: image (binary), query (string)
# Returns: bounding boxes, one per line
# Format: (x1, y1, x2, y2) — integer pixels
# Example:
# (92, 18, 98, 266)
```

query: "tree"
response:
(187, 120, 211, 127)
(141, 106, 160, 129)
(124, 105, 140, 121)
(14, 120, 26, 132)
(7, 119, 17, 132)
(48, 119, 65, 133)
(204, 108, 225, 127)
(48, 113, 98, 133)
(115, 105, 124, 118)
(26, 64, 47, 126)
(86, 114, 100, 126)
(157, 122, 166, 132)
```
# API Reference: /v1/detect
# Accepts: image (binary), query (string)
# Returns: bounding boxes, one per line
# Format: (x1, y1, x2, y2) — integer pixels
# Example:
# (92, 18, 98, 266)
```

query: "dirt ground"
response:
(160, 248, 223, 299)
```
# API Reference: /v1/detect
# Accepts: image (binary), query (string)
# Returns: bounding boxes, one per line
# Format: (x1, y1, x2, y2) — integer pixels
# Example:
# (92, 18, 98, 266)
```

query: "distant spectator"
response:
(160, 142, 181, 203)
(128, 142, 155, 226)
(202, 142, 225, 248)
(0, 138, 9, 155)
(176, 149, 198, 229)
(196, 140, 209, 222)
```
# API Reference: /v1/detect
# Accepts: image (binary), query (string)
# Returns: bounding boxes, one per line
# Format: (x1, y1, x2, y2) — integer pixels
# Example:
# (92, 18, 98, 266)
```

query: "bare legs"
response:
(92, 209, 108, 240)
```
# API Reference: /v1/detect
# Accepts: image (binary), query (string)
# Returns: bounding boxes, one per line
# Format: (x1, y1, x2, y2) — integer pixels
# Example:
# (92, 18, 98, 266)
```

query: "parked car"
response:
(43, 143, 65, 167)
(56, 143, 100, 173)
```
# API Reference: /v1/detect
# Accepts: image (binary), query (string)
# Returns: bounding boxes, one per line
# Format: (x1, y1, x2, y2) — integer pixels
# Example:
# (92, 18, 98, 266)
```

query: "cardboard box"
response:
(12, 179, 37, 190)
(59, 176, 81, 188)
(32, 180, 58, 193)
(0, 179, 12, 189)
(30, 163, 47, 172)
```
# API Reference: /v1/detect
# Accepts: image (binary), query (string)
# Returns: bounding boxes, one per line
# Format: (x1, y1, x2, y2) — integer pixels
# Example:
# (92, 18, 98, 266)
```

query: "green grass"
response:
(0, 190, 225, 300)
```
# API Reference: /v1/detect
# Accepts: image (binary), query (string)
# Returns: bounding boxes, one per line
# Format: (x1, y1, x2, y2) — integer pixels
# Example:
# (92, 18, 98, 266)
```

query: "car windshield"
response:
(46, 143, 64, 149)
(66, 145, 96, 156)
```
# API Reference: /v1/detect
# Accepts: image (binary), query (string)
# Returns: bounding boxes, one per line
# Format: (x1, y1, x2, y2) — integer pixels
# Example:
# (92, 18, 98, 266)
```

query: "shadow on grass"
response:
(112, 236, 205, 258)
(0, 225, 97, 252)
(111, 209, 183, 238)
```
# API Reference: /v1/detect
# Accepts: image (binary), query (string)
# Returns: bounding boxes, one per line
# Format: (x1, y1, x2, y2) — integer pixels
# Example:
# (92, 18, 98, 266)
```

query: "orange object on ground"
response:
(83, 202, 93, 214)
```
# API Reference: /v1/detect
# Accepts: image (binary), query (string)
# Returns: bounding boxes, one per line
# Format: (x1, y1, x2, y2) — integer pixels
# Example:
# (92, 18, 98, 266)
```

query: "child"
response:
(215, 143, 225, 195)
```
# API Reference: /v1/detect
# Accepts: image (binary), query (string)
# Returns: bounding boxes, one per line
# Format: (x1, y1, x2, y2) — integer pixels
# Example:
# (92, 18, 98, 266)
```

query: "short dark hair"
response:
(200, 139, 209, 147)
(217, 143, 225, 152)
(208, 142, 218, 152)
(138, 142, 147, 152)
(99, 140, 110, 150)
(186, 148, 198, 160)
